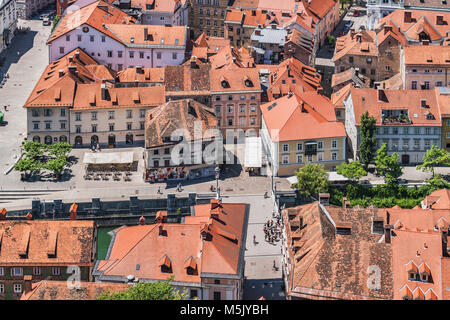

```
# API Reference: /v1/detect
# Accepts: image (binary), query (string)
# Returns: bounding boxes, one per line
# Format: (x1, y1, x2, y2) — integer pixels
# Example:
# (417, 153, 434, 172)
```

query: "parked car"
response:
(39, 12, 47, 20)
(345, 20, 354, 29)
(353, 10, 360, 17)
(43, 17, 51, 26)
(359, 25, 366, 30)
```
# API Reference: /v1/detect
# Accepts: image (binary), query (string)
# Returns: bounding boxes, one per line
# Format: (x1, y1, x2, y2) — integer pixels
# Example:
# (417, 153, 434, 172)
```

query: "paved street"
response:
(0, 20, 52, 187)
(224, 195, 285, 300)
(315, 3, 368, 96)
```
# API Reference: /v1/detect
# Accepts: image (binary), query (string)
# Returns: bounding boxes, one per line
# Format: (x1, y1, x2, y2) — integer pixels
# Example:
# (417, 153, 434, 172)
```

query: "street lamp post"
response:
(215, 166, 220, 200)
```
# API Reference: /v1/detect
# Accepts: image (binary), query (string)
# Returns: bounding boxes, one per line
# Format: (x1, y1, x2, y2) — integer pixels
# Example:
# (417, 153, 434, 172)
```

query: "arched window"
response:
(44, 136, 52, 145)
(75, 136, 83, 146)
(108, 134, 116, 147)
(33, 136, 41, 143)
(59, 135, 67, 142)
(126, 133, 133, 144)
(91, 135, 99, 145)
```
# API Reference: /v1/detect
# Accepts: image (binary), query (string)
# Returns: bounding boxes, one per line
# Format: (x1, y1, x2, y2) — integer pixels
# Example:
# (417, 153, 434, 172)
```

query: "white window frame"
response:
(0, 283, 4, 294)
(13, 283, 22, 293)
(297, 143, 303, 151)
(317, 141, 323, 150)
(33, 267, 41, 276)
(282, 155, 289, 164)
(282, 144, 289, 152)
(318, 152, 324, 162)
(297, 154, 303, 163)
(12, 267, 22, 276)
(0, 267, 3, 276)
(332, 152, 338, 161)
(52, 267, 61, 276)
(332, 140, 338, 149)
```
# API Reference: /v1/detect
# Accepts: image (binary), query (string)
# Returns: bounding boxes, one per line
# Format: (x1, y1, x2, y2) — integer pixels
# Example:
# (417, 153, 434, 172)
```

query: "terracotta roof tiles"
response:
(0, 220, 95, 266)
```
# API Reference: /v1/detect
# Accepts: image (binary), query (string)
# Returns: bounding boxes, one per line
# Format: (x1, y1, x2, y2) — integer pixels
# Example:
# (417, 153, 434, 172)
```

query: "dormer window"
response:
(409, 272, 416, 280)
(221, 80, 229, 88)
(245, 79, 253, 87)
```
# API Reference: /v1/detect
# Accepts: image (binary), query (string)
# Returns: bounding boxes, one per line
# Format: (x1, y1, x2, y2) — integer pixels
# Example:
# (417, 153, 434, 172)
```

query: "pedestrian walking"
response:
(157, 186, 161, 194)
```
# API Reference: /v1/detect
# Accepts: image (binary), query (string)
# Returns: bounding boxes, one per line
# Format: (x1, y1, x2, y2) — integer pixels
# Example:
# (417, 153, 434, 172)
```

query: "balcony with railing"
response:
(381, 109, 411, 125)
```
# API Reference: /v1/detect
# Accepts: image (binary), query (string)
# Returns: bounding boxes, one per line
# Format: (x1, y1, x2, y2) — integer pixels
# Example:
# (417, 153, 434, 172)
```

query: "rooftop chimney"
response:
(58, 69, 64, 77)
(101, 83, 107, 100)
(24, 275, 33, 294)
(436, 15, 444, 25)
(155, 211, 167, 223)
(343, 197, 351, 208)
(404, 11, 412, 23)
(384, 25, 392, 34)
(74, 51, 80, 60)
(356, 34, 362, 42)
(0, 208, 6, 220)
(68, 65, 77, 74)
(68, 55, 73, 62)
(384, 225, 393, 243)
(69, 203, 78, 220)
(319, 193, 330, 206)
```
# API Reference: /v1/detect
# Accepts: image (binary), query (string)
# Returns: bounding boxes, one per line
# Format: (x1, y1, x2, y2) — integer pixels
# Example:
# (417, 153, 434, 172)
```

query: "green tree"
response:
(375, 143, 402, 184)
(336, 160, 367, 181)
(326, 35, 336, 46)
(417, 145, 450, 176)
(97, 277, 188, 300)
(14, 156, 42, 176)
(294, 163, 330, 199)
(47, 142, 72, 158)
(359, 111, 377, 169)
(424, 174, 450, 193)
(44, 156, 67, 176)
(22, 140, 45, 158)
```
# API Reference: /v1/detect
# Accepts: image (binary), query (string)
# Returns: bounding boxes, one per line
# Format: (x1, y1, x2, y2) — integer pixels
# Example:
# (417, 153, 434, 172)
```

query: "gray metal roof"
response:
(251, 27, 287, 45)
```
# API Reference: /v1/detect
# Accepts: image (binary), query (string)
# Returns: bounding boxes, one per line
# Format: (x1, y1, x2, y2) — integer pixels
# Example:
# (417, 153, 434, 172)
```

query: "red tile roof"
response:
(404, 45, 450, 65)
(377, 9, 450, 43)
(48, 1, 135, 43)
(72, 83, 165, 110)
(268, 57, 322, 99)
(0, 220, 95, 266)
(24, 48, 112, 108)
(21, 281, 129, 300)
(282, 203, 393, 300)
(261, 92, 346, 141)
(116, 67, 164, 83)
(94, 201, 247, 283)
(349, 88, 442, 126)
(145, 99, 218, 148)
(104, 24, 186, 47)
(210, 64, 261, 93)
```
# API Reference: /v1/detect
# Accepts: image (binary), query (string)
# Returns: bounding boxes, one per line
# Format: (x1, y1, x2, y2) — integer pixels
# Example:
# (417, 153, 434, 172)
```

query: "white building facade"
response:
(48, 25, 187, 70)
(0, 0, 17, 53)
(367, 0, 404, 30)
(344, 91, 442, 165)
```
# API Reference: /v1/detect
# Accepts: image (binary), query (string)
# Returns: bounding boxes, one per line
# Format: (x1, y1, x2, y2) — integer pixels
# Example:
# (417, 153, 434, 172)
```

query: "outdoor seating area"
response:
(82, 151, 136, 182)
(83, 171, 133, 182)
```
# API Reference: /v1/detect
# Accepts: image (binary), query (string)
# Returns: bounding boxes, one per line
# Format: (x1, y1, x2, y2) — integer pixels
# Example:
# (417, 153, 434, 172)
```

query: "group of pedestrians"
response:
(264, 218, 281, 244)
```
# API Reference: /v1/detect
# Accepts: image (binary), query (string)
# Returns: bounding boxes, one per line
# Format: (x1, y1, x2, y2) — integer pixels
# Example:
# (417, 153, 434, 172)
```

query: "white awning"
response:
(83, 151, 134, 164)
(244, 137, 262, 168)
(286, 172, 349, 184)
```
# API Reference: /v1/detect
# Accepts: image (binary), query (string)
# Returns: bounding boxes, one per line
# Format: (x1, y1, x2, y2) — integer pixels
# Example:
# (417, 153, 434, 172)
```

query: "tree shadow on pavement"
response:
(0, 30, 38, 80)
